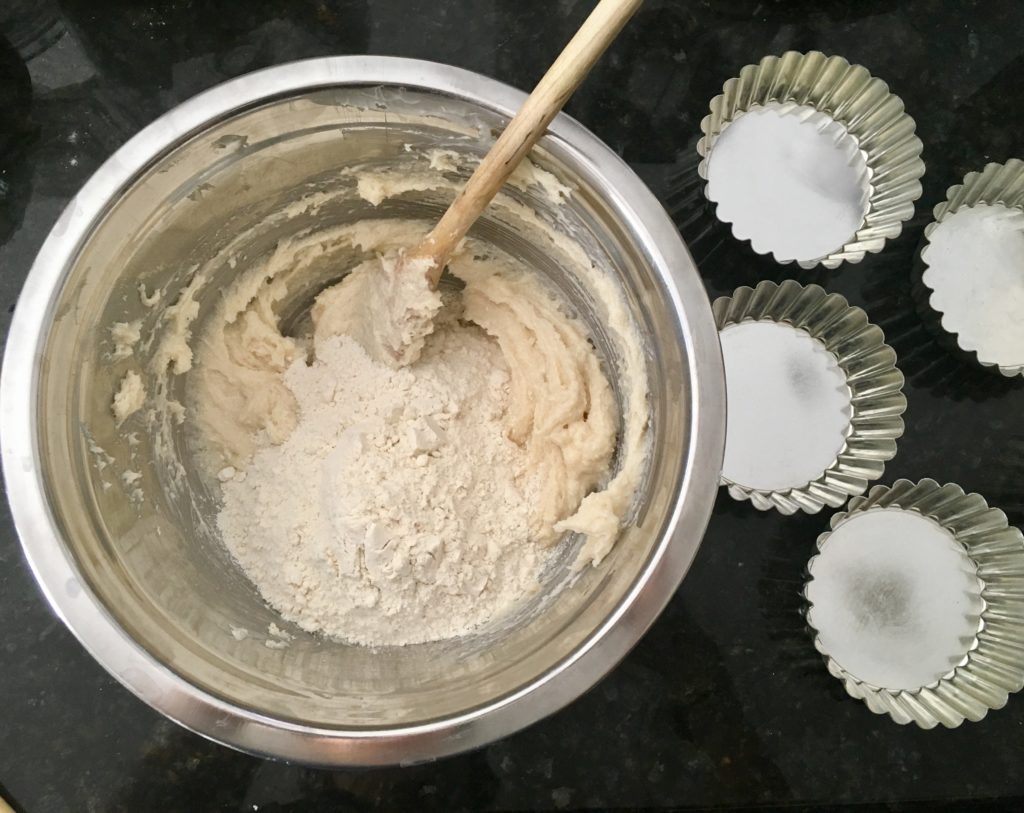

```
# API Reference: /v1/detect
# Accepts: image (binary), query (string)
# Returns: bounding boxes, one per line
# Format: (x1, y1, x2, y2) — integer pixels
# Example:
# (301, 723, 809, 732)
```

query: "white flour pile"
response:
(216, 310, 545, 646)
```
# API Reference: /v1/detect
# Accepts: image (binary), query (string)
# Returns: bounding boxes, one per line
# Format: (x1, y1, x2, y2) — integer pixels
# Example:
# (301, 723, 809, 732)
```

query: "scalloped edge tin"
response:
(804, 478, 1024, 729)
(698, 51, 925, 269)
(916, 159, 1024, 377)
(713, 280, 906, 514)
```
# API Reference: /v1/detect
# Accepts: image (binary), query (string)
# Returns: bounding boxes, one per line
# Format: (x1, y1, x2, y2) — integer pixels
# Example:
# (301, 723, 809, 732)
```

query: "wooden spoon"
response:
(408, 0, 644, 287)
(361, 0, 643, 368)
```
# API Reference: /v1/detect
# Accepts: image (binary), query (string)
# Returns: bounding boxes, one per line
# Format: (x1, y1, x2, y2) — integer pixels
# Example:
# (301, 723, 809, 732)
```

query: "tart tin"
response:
(804, 479, 1024, 728)
(917, 159, 1024, 377)
(713, 280, 905, 514)
(698, 51, 925, 269)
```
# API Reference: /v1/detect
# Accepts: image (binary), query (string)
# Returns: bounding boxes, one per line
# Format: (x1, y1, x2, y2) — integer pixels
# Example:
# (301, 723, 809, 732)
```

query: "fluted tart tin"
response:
(805, 479, 1024, 729)
(918, 159, 1024, 377)
(698, 51, 925, 269)
(713, 280, 905, 515)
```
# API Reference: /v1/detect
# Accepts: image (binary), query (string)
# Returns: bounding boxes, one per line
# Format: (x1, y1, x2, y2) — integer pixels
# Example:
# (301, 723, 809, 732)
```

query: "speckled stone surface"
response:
(2, 1, 1023, 811)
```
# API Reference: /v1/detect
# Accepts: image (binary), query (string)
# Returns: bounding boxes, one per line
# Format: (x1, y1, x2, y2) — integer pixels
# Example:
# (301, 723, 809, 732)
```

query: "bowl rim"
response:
(0, 55, 725, 766)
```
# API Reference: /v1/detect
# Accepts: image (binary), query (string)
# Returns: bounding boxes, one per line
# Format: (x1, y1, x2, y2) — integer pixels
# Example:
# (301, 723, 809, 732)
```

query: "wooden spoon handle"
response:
(412, 0, 644, 286)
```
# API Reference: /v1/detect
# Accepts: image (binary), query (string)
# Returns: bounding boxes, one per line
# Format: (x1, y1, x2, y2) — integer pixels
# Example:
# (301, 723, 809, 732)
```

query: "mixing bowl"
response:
(0, 57, 724, 765)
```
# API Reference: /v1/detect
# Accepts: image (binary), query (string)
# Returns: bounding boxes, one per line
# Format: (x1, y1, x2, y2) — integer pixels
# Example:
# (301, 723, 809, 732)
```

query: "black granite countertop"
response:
(2, 1, 1024, 810)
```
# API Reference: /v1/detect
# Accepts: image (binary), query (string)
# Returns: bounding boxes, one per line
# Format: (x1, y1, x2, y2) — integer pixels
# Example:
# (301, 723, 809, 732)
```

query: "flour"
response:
(192, 219, 628, 566)
(161, 157, 650, 646)
(216, 304, 546, 646)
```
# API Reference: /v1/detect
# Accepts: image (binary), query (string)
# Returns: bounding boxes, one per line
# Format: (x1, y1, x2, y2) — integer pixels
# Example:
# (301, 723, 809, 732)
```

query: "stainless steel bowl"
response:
(0, 57, 724, 766)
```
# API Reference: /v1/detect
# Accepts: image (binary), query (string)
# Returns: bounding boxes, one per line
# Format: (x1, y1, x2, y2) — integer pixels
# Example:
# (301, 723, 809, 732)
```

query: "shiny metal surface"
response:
(697, 51, 925, 270)
(918, 159, 1024, 377)
(804, 478, 1024, 729)
(0, 57, 725, 766)
(712, 280, 905, 515)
